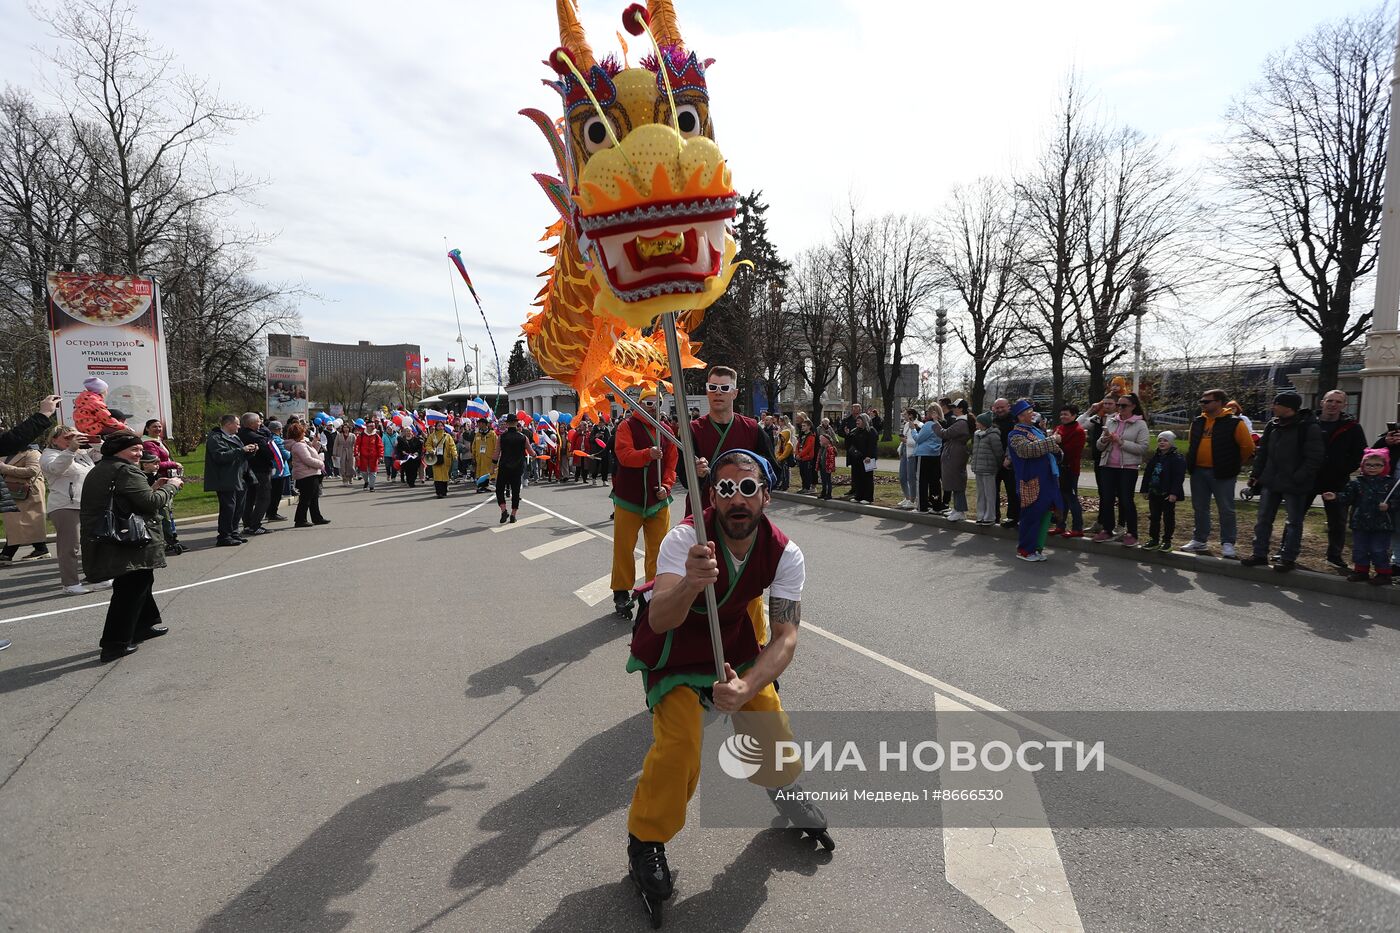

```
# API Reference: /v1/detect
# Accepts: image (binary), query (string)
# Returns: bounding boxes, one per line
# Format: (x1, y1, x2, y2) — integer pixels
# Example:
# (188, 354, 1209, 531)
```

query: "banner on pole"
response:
(47, 272, 172, 434)
(266, 357, 309, 423)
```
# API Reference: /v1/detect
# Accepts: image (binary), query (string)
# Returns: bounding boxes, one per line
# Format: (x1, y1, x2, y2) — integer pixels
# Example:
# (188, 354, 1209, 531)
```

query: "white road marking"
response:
(934, 692, 1084, 932)
(0, 500, 494, 626)
(806, 622, 1400, 900)
(491, 513, 549, 533)
(574, 557, 646, 607)
(520, 498, 616, 543)
(521, 531, 595, 561)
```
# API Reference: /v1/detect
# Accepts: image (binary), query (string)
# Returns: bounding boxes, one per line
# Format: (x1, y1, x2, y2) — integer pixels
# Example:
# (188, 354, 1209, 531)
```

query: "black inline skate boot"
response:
(767, 783, 836, 851)
(628, 834, 672, 928)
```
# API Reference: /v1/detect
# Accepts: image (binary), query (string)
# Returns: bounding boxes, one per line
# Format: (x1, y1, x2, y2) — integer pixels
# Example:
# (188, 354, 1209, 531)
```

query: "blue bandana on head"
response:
(710, 448, 776, 489)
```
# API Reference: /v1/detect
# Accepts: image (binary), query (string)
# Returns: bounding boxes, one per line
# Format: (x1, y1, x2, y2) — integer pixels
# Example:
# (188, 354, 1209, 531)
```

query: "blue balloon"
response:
(558, 412, 573, 425)
(354, 418, 365, 427)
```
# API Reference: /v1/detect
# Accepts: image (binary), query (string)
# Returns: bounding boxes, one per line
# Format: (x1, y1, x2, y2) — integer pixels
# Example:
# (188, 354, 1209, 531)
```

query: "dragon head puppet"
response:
(521, 0, 740, 415)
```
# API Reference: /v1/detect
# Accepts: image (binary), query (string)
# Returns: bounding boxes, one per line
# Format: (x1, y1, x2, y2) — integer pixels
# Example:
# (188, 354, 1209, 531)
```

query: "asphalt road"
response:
(1, 477, 1397, 932)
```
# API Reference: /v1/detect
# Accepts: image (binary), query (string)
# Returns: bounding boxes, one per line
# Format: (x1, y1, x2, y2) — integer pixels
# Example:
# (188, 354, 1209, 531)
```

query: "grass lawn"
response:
(169, 444, 222, 520)
(806, 469, 1338, 573)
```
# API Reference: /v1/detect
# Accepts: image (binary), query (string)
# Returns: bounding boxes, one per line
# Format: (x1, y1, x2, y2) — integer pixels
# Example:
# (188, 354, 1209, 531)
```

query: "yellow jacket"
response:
(425, 430, 457, 482)
(775, 428, 793, 462)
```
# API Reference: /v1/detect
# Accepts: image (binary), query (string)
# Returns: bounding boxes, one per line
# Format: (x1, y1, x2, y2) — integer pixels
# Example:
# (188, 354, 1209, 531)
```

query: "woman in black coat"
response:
(848, 414, 879, 504)
(79, 432, 183, 662)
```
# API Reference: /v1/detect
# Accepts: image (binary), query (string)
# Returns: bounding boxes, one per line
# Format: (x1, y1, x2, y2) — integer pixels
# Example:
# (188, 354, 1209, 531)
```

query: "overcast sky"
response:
(0, 0, 1370, 378)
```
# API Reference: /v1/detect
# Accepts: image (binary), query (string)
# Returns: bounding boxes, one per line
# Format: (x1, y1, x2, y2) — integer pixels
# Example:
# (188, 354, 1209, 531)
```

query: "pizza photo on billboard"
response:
(48, 273, 153, 327)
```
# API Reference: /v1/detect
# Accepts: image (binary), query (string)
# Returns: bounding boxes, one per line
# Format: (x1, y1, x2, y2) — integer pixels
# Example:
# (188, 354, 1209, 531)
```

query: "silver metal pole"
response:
(1359, 10, 1400, 437)
(1132, 312, 1142, 401)
(660, 311, 727, 684)
(602, 376, 683, 447)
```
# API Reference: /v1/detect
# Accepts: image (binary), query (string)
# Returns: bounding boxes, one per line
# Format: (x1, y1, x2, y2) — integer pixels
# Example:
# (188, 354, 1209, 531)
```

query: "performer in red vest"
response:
(610, 386, 678, 619)
(688, 365, 778, 647)
(624, 450, 832, 914)
(687, 366, 776, 514)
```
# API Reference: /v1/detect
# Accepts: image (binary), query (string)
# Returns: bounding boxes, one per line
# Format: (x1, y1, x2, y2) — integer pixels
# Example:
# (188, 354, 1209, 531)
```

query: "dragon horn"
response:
(557, 0, 596, 70)
(646, 0, 683, 48)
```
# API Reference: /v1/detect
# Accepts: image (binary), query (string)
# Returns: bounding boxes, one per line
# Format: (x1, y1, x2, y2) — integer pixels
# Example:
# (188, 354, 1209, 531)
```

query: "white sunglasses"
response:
(706, 382, 734, 393)
(714, 476, 762, 498)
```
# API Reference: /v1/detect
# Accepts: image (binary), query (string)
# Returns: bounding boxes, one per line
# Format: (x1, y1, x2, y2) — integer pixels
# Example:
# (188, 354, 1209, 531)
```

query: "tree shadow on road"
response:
(532, 829, 831, 932)
(465, 613, 629, 699)
(1189, 570, 1394, 644)
(0, 650, 101, 694)
(196, 760, 481, 933)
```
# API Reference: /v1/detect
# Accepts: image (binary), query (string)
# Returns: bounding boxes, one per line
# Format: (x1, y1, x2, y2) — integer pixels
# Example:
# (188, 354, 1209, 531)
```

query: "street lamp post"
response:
(934, 307, 948, 396)
(470, 344, 481, 396)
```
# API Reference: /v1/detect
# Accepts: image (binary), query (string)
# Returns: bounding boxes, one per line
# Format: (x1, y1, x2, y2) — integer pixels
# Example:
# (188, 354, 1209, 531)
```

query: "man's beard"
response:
(717, 506, 759, 540)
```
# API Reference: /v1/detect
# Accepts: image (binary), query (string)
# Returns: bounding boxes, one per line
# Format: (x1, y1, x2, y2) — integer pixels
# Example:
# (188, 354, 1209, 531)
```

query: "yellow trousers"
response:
(627, 682, 800, 843)
(611, 507, 670, 591)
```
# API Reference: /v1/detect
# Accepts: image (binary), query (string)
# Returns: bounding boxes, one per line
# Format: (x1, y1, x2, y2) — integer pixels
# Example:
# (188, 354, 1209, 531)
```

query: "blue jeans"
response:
(898, 451, 917, 501)
(1250, 488, 1309, 561)
(1055, 472, 1083, 531)
(1353, 530, 1392, 571)
(1190, 471, 1238, 545)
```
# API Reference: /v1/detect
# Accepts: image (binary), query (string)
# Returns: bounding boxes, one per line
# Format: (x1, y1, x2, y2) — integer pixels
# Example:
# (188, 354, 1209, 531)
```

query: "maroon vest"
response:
(627, 509, 791, 708)
(686, 414, 765, 515)
(611, 416, 671, 516)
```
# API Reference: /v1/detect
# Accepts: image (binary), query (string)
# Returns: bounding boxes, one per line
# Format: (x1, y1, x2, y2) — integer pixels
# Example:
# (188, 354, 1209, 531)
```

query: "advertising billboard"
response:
(266, 357, 309, 423)
(47, 272, 172, 434)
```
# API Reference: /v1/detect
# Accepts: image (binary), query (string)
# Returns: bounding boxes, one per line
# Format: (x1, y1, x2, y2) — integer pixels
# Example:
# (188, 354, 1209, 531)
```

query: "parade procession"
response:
(3, 0, 1400, 931)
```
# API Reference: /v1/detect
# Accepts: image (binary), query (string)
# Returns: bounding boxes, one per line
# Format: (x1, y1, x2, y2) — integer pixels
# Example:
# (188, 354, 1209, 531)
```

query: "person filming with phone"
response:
(80, 432, 184, 663)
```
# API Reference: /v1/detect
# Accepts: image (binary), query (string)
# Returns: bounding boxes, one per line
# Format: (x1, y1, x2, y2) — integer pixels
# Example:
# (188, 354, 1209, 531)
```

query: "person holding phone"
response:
(80, 432, 184, 662)
(41, 425, 113, 595)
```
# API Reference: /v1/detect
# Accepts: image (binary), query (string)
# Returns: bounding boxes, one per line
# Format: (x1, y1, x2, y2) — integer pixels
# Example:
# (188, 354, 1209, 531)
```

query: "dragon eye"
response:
(675, 104, 701, 137)
(583, 115, 613, 153)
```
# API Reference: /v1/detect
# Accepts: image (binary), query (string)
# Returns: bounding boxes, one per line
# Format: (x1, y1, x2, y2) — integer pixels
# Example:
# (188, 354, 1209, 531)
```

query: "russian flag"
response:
(425, 409, 450, 423)
(466, 397, 491, 419)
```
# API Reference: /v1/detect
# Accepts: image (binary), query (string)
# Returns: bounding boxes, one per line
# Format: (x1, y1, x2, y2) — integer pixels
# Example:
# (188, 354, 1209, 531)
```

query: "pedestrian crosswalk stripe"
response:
(574, 556, 646, 606)
(935, 692, 1083, 931)
(521, 531, 595, 561)
(492, 513, 549, 533)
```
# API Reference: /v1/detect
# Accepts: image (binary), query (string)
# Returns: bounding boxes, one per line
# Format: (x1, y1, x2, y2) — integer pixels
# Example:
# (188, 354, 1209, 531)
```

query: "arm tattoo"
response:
(769, 596, 801, 628)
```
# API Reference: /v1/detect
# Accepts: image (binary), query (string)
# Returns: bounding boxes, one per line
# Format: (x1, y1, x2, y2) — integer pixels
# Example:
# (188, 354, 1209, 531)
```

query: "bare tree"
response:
(422, 365, 471, 397)
(1016, 76, 1096, 407)
(830, 203, 873, 408)
(42, 0, 256, 274)
(1070, 127, 1197, 401)
(0, 90, 98, 420)
(860, 213, 938, 440)
(753, 274, 794, 414)
(788, 247, 843, 422)
(933, 177, 1027, 411)
(1217, 3, 1391, 393)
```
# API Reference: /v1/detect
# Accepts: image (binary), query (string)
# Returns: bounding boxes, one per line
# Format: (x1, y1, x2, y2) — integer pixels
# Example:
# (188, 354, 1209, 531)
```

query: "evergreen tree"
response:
(695, 191, 788, 413)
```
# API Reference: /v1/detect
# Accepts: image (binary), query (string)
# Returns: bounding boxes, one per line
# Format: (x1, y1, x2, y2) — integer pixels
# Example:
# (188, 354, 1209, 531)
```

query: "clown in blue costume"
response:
(1007, 399, 1065, 561)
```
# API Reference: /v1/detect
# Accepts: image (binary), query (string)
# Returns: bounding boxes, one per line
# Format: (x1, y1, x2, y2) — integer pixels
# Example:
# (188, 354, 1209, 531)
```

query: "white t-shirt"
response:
(654, 522, 805, 601)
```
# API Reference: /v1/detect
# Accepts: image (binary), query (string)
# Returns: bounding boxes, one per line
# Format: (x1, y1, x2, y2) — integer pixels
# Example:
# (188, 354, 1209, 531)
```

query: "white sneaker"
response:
(90, 579, 113, 589)
(896, 498, 912, 509)
(62, 584, 93, 596)
(1221, 543, 1237, 559)
(1179, 540, 1209, 552)
(945, 510, 966, 522)
(1035, 551, 1049, 561)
